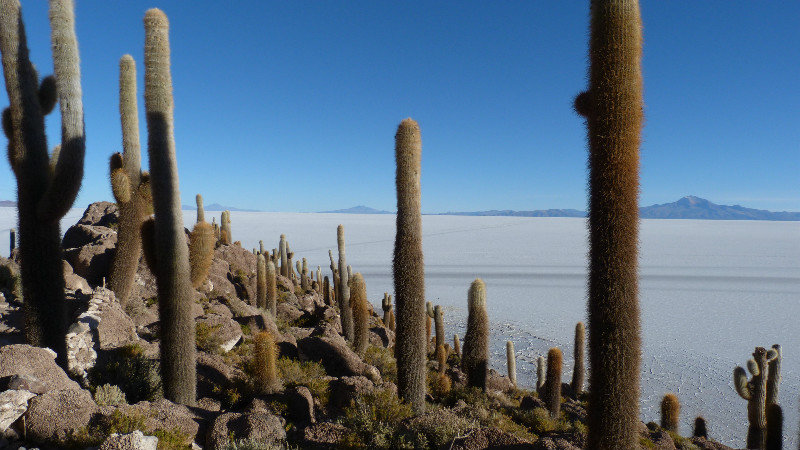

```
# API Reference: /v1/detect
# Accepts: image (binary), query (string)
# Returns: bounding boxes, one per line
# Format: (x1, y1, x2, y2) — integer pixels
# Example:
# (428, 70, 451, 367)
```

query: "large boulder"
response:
(205, 410, 286, 450)
(301, 422, 347, 449)
(100, 430, 158, 450)
(328, 376, 374, 411)
(297, 333, 380, 382)
(196, 314, 242, 353)
(0, 345, 80, 392)
(113, 399, 201, 446)
(76, 201, 119, 228)
(286, 385, 315, 424)
(62, 223, 117, 286)
(208, 245, 258, 304)
(63, 259, 92, 293)
(0, 389, 36, 432)
(22, 388, 98, 444)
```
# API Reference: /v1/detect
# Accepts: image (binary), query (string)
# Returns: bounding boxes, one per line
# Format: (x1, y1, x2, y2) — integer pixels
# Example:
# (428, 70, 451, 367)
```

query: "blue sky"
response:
(1, 1, 798, 213)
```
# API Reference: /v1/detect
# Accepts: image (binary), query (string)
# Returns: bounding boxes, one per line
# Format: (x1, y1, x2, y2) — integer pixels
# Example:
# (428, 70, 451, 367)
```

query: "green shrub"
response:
(196, 322, 224, 354)
(364, 346, 397, 384)
(340, 388, 415, 448)
(403, 408, 476, 448)
(224, 439, 296, 450)
(509, 407, 570, 435)
(276, 357, 329, 405)
(93, 384, 127, 406)
(89, 344, 162, 403)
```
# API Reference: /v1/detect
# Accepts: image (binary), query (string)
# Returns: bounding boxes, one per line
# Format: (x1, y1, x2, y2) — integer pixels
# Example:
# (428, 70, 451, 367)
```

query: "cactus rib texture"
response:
(188, 194, 215, 289)
(143, 8, 196, 406)
(392, 118, 426, 413)
(351, 273, 368, 357)
(337, 224, 354, 341)
(462, 279, 488, 390)
(506, 341, 517, 387)
(660, 393, 680, 432)
(572, 321, 585, 397)
(545, 347, 563, 419)
(576, 1, 644, 448)
(0, 0, 86, 366)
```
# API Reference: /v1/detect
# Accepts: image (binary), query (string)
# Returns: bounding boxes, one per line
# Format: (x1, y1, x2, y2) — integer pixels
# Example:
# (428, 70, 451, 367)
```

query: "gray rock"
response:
(205, 410, 286, 450)
(297, 334, 380, 382)
(287, 386, 315, 424)
(6, 375, 46, 395)
(0, 390, 36, 432)
(23, 388, 98, 444)
(328, 376, 374, 411)
(100, 430, 158, 450)
(62, 260, 91, 294)
(62, 223, 116, 286)
(76, 201, 119, 228)
(0, 345, 79, 392)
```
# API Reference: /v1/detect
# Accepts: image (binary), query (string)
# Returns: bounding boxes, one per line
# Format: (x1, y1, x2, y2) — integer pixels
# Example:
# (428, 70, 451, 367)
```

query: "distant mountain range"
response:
(320, 205, 392, 214)
(442, 196, 800, 221)
(0, 200, 15, 207)
(181, 203, 261, 212)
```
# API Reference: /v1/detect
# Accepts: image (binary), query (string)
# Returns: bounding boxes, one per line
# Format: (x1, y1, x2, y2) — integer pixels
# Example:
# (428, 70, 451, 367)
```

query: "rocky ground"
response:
(0, 202, 739, 449)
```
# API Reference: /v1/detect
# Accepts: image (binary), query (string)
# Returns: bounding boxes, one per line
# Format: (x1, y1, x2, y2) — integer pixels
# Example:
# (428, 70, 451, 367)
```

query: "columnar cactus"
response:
(545, 348, 563, 419)
(266, 260, 276, 317)
(574, 1, 644, 447)
(108, 55, 152, 307)
(735, 346, 778, 449)
(8, 228, 15, 253)
(219, 210, 231, 245)
(253, 331, 280, 394)
(337, 224, 353, 341)
(188, 194, 215, 288)
(287, 250, 294, 280)
(387, 309, 395, 332)
(660, 393, 680, 432)
(434, 305, 444, 352)
(0, 0, 86, 366)
(537, 356, 546, 395)
(381, 292, 392, 326)
(425, 301, 433, 352)
(350, 273, 368, 357)
(572, 321, 585, 397)
(143, 8, 196, 405)
(693, 417, 708, 439)
(462, 279, 488, 390)
(279, 234, 288, 278)
(300, 258, 309, 291)
(436, 344, 447, 373)
(323, 276, 331, 306)
(453, 334, 461, 357)
(506, 341, 517, 387)
(765, 404, 782, 450)
(766, 344, 781, 407)
(259, 240, 264, 255)
(256, 254, 266, 309)
(392, 118, 426, 413)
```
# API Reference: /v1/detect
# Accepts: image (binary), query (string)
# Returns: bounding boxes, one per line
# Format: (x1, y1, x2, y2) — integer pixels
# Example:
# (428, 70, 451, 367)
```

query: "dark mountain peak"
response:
(321, 206, 392, 214)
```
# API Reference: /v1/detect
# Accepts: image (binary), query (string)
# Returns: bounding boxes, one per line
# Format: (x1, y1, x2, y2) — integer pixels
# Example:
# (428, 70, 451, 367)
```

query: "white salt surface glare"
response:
(0, 207, 797, 447)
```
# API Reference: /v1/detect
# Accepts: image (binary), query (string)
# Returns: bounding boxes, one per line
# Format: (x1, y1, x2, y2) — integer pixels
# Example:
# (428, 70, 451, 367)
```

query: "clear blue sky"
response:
(1, 1, 798, 213)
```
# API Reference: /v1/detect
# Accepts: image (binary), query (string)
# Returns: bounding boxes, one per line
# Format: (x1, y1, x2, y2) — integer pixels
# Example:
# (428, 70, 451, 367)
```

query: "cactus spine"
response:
(506, 341, 517, 387)
(660, 393, 680, 432)
(735, 346, 777, 449)
(188, 194, 214, 288)
(253, 331, 280, 394)
(143, 8, 196, 405)
(392, 118, 426, 413)
(462, 279, 488, 390)
(279, 234, 288, 277)
(337, 224, 353, 341)
(108, 54, 152, 308)
(0, 0, 86, 366)
(575, 1, 644, 447)
(350, 273, 368, 357)
(545, 347, 563, 419)
(572, 321, 585, 397)
(693, 417, 708, 439)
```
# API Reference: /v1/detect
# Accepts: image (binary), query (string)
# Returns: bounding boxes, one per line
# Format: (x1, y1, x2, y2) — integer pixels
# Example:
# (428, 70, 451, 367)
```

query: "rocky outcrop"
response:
(0, 345, 79, 392)
(23, 388, 98, 444)
(0, 389, 36, 433)
(206, 410, 286, 450)
(298, 331, 380, 383)
(100, 430, 158, 450)
(62, 222, 117, 287)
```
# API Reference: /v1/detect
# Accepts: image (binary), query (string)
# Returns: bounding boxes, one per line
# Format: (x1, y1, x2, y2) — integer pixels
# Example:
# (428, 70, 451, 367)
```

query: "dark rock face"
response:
(23, 388, 98, 444)
(205, 410, 286, 450)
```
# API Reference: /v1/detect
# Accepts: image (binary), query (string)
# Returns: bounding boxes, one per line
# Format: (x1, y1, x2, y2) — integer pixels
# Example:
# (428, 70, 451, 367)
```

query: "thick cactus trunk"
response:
(337, 224, 353, 341)
(393, 118, 426, 413)
(575, 1, 644, 448)
(572, 321, 585, 397)
(462, 279, 488, 390)
(143, 8, 196, 406)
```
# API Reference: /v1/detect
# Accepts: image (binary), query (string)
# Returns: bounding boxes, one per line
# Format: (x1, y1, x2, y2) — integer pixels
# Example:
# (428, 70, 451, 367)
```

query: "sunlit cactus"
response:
(734, 346, 777, 449)
(506, 341, 517, 387)
(337, 224, 353, 341)
(253, 331, 280, 394)
(188, 194, 215, 288)
(575, 0, 645, 447)
(462, 279, 488, 390)
(453, 334, 461, 357)
(279, 234, 288, 278)
(351, 273, 369, 357)
(392, 118, 426, 412)
(660, 393, 680, 432)
(572, 321, 585, 397)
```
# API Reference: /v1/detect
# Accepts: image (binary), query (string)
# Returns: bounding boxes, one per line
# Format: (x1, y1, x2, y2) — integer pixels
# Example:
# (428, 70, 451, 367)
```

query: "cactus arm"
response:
(747, 358, 760, 376)
(37, 75, 57, 115)
(37, 0, 85, 222)
(0, 0, 50, 175)
(734, 366, 752, 400)
(109, 152, 132, 203)
(118, 55, 141, 184)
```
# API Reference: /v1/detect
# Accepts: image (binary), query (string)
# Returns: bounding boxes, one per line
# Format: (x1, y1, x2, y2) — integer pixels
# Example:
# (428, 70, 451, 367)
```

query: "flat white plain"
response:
(1, 207, 797, 447)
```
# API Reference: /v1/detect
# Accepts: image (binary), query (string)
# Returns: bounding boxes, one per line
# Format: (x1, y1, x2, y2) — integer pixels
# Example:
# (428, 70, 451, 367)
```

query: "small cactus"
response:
(253, 331, 280, 394)
(219, 210, 232, 245)
(188, 194, 215, 289)
(350, 273, 369, 357)
(766, 344, 781, 407)
(453, 334, 461, 357)
(462, 279, 488, 390)
(425, 301, 433, 353)
(387, 309, 395, 332)
(434, 305, 444, 353)
(572, 322, 585, 397)
(8, 228, 15, 253)
(323, 276, 332, 306)
(693, 416, 708, 439)
(660, 393, 680, 432)
(506, 341, 516, 387)
(381, 293, 393, 327)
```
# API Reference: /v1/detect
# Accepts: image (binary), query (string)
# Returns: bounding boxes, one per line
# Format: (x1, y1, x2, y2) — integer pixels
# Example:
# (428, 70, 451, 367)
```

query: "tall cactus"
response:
(0, 0, 86, 366)
(572, 321, 585, 397)
(735, 346, 778, 449)
(279, 234, 287, 277)
(8, 228, 15, 253)
(392, 118, 426, 413)
(434, 304, 444, 352)
(108, 54, 152, 307)
(337, 224, 353, 341)
(574, 1, 644, 447)
(462, 279, 488, 390)
(256, 254, 266, 309)
(660, 393, 680, 432)
(323, 276, 331, 306)
(143, 8, 196, 405)
(765, 404, 782, 450)
(266, 260, 277, 316)
(453, 334, 461, 357)
(766, 344, 781, 408)
(506, 341, 517, 387)
(537, 356, 546, 395)
(188, 194, 214, 288)
(425, 301, 433, 352)
(351, 273, 368, 357)
(219, 210, 231, 245)
(545, 347, 563, 419)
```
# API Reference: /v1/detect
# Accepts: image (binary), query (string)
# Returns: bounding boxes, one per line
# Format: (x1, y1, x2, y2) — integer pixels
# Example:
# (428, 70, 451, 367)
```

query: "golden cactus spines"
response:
(660, 393, 680, 432)
(575, 1, 644, 447)
(143, 7, 196, 405)
(350, 273, 369, 357)
(462, 278, 488, 390)
(392, 118, 426, 413)
(256, 254, 267, 309)
(545, 347, 563, 419)
(188, 193, 214, 289)
(253, 331, 280, 394)
(506, 341, 516, 387)
(266, 260, 277, 317)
